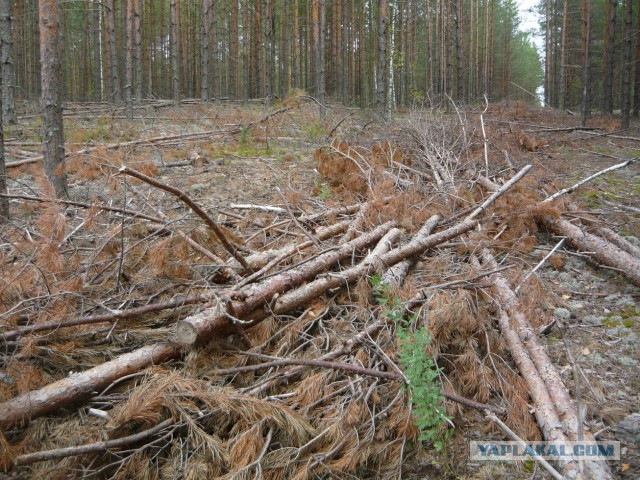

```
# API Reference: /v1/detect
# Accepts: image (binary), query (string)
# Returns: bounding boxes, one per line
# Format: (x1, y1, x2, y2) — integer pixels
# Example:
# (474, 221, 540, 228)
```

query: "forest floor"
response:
(0, 97, 638, 479)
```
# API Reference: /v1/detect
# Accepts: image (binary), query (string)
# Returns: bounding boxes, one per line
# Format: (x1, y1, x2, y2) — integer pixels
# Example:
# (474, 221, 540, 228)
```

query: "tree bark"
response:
(559, 0, 569, 111)
(537, 215, 640, 287)
(241, 0, 249, 103)
(229, 0, 238, 99)
(620, 0, 632, 128)
(602, 0, 617, 114)
(0, 55, 7, 222)
(0, 0, 16, 124)
(133, 0, 142, 101)
(39, 0, 67, 198)
(105, 0, 121, 103)
(170, 0, 180, 104)
(125, 0, 134, 119)
(634, 1, 640, 117)
(0, 343, 179, 430)
(581, 0, 592, 126)
(200, 0, 211, 101)
(376, 0, 389, 118)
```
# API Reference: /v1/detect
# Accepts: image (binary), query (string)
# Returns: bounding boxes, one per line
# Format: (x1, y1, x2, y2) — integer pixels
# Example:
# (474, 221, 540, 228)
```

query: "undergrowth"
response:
(371, 274, 451, 450)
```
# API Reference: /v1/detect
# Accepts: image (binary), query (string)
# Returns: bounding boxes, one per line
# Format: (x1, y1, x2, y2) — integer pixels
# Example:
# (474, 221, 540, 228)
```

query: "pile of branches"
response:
(1, 111, 638, 479)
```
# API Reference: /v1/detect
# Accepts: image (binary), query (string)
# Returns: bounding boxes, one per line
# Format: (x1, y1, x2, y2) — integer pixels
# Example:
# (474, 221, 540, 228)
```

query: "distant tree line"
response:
(541, 0, 638, 127)
(5, 0, 543, 117)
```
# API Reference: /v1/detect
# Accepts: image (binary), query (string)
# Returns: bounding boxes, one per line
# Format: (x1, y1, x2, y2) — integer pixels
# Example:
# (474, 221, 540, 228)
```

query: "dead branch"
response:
(543, 158, 636, 203)
(477, 171, 640, 287)
(213, 358, 401, 381)
(13, 418, 176, 467)
(276, 187, 321, 247)
(538, 216, 640, 287)
(467, 165, 533, 221)
(119, 166, 249, 270)
(6, 129, 229, 169)
(485, 412, 564, 480)
(1, 295, 209, 342)
(468, 255, 581, 479)
(0, 193, 163, 223)
(381, 220, 439, 287)
(235, 219, 351, 283)
(595, 227, 640, 259)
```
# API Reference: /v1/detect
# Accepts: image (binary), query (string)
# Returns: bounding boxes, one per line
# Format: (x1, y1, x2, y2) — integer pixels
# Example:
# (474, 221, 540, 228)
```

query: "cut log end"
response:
(173, 321, 199, 345)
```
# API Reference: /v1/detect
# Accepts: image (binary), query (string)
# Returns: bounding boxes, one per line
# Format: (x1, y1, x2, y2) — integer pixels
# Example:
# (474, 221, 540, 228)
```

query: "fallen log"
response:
(469, 256, 582, 480)
(538, 216, 640, 287)
(1, 295, 209, 342)
(173, 221, 396, 345)
(474, 171, 640, 288)
(0, 343, 179, 430)
(478, 251, 613, 480)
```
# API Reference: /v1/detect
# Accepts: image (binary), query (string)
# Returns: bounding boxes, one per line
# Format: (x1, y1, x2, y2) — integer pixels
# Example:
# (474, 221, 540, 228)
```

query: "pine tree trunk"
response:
(376, 0, 389, 118)
(170, 0, 180, 103)
(620, 0, 632, 128)
(292, 0, 300, 89)
(211, 0, 219, 102)
(241, 0, 249, 103)
(39, 0, 67, 198)
(106, 0, 121, 103)
(133, 0, 142, 101)
(359, 0, 366, 106)
(200, 0, 210, 101)
(455, 0, 463, 101)
(93, 0, 103, 101)
(264, 0, 273, 104)
(0, 61, 7, 222)
(635, 2, 640, 117)
(602, 0, 617, 114)
(0, 0, 16, 124)
(125, 0, 134, 118)
(229, 0, 238, 99)
(559, 0, 569, 110)
(581, 0, 592, 125)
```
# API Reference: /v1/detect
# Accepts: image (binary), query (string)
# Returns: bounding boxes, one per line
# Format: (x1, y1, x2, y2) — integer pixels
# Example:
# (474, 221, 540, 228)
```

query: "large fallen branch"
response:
(1, 295, 209, 342)
(119, 166, 250, 270)
(475, 170, 640, 288)
(469, 255, 583, 480)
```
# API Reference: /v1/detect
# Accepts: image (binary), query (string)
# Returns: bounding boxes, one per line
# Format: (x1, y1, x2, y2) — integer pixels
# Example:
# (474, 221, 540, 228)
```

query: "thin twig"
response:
(514, 238, 566, 296)
(485, 412, 565, 480)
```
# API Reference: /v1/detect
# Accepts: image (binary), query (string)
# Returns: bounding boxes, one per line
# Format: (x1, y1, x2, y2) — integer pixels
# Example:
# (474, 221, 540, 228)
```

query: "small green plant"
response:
(316, 181, 332, 201)
(239, 125, 250, 146)
(301, 120, 326, 142)
(371, 275, 451, 450)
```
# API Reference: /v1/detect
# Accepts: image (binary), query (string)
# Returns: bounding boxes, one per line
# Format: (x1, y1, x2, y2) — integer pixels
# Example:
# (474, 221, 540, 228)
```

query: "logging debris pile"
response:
(0, 103, 638, 479)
